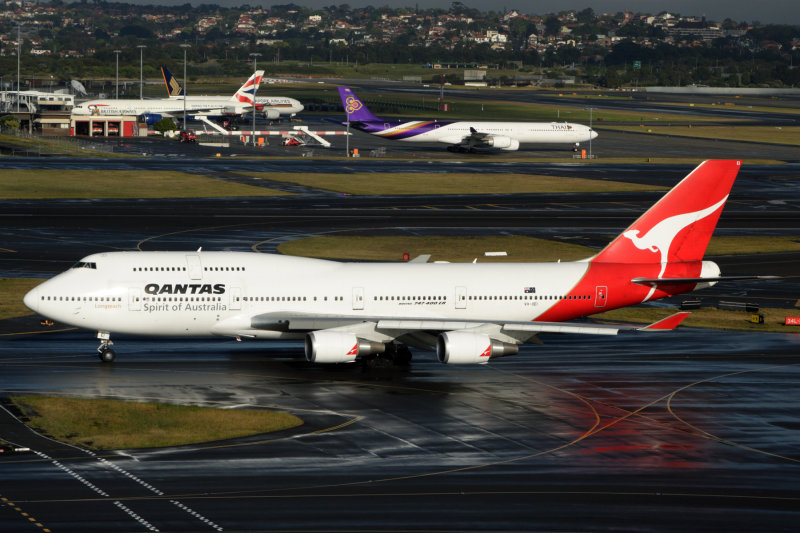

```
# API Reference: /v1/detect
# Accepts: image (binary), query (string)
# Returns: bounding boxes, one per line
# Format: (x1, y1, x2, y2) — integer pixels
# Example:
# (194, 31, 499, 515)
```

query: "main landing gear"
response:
(362, 343, 413, 369)
(96, 331, 116, 363)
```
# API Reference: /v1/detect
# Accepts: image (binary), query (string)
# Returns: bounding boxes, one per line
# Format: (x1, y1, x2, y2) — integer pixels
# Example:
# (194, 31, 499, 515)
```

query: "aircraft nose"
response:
(590, 129, 599, 140)
(294, 99, 304, 112)
(23, 285, 40, 313)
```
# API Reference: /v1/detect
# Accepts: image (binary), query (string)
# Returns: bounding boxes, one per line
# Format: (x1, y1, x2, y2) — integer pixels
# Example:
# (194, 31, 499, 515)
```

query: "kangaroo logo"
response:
(623, 195, 727, 300)
(345, 95, 363, 115)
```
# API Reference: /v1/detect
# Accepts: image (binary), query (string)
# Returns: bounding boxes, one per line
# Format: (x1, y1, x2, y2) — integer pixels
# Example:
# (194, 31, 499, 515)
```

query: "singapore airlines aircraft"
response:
(160, 66, 303, 119)
(71, 71, 266, 124)
(24, 160, 763, 365)
(336, 86, 597, 152)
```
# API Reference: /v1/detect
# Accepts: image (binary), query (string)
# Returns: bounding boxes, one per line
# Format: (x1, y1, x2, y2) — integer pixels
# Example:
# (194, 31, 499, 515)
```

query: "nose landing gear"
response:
(96, 331, 116, 363)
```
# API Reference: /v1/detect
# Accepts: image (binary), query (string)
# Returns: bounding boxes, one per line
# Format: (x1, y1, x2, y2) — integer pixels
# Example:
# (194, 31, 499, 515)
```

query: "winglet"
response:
(638, 311, 691, 331)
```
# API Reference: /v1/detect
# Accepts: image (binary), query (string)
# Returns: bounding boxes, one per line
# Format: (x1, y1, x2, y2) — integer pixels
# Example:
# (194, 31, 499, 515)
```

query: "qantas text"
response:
(144, 283, 225, 295)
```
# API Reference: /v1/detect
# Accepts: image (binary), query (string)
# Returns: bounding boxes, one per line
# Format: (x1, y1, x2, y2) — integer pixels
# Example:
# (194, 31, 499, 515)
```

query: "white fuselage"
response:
(167, 95, 304, 116)
(72, 98, 241, 117)
(372, 121, 597, 145)
(24, 251, 592, 339)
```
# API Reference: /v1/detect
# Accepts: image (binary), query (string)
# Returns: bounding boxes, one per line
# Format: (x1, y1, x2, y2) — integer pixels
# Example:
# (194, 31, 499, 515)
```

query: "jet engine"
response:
(305, 331, 385, 363)
(481, 136, 519, 151)
(500, 138, 520, 151)
(140, 113, 166, 125)
(263, 109, 280, 120)
(436, 331, 519, 365)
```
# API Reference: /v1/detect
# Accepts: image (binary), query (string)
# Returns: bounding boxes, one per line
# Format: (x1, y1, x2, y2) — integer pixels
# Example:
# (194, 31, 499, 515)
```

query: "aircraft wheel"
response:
(98, 348, 116, 363)
(393, 346, 413, 366)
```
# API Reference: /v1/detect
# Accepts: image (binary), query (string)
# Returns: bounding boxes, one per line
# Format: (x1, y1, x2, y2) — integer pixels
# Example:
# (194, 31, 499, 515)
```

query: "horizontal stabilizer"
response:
(632, 275, 780, 287)
(637, 312, 691, 331)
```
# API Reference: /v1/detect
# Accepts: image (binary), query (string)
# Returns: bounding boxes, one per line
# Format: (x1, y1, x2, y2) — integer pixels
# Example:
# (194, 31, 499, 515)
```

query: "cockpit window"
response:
(71, 261, 97, 269)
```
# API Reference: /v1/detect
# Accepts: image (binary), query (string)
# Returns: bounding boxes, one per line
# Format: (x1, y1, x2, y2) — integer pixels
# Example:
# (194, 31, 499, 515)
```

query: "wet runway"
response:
(2, 325, 800, 531)
(2, 156, 800, 530)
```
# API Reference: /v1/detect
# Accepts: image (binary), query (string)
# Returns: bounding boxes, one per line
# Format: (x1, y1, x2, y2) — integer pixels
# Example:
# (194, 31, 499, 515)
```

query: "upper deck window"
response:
(71, 261, 97, 269)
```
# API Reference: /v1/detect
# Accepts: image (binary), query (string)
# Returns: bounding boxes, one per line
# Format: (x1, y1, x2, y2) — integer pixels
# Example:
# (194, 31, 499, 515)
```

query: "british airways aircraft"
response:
(160, 66, 304, 119)
(24, 161, 762, 365)
(336, 86, 598, 152)
(72, 71, 266, 125)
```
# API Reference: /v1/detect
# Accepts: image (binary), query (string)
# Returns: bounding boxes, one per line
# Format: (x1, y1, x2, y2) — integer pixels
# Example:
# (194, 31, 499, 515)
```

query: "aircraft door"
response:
(230, 287, 242, 310)
(128, 288, 141, 311)
(185, 254, 203, 280)
(352, 287, 364, 310)
(594, 286, 608, 308)
(455, 286, 467, 309)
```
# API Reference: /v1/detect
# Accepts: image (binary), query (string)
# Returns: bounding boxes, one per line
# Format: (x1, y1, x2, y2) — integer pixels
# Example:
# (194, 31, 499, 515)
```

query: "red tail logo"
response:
(594, 160, 741, 266)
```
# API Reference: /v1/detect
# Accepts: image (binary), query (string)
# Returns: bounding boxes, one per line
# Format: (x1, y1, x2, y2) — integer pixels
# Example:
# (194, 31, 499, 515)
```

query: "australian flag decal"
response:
(524, 287, 536, 293)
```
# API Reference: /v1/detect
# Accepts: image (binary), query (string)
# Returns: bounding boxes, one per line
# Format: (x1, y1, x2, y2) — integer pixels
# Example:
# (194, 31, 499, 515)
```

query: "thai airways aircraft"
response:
(161, 66, 304, 119)
(336, 86, 597, 152)
(24, 160, 764, 365)
(71, 71, 265, 125)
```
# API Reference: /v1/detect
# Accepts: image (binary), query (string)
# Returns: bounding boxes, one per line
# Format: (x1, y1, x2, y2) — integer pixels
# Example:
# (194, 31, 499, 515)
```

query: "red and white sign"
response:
(785, 317, 800, 326)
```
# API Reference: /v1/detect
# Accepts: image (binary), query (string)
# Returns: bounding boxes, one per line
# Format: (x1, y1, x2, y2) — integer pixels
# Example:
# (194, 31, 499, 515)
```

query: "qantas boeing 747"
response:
(24, 160, 767, 365)
(336, 86, 597, 152)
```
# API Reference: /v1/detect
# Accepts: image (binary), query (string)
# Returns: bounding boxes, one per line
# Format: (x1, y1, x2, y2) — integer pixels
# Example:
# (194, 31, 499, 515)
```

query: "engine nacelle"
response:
(436, 331, 519, 365)
(305, 331, 385, 363)
(500, 138, 520, 151)
(140, 113, 166, 125)
(263, 109, 280, 120)
(483, 135, 519, 150)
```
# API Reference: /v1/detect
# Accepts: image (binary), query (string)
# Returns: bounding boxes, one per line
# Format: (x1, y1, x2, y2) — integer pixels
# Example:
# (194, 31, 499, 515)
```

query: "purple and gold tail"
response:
(338, 86, 380, 122)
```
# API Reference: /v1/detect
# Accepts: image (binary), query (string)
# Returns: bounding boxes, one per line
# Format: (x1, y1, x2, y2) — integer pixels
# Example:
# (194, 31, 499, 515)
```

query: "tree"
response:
(544, 16, 561, 37)
(0, 115, 20, 131)
(153, 117, 177, 133)
(576, 8, 595, 25)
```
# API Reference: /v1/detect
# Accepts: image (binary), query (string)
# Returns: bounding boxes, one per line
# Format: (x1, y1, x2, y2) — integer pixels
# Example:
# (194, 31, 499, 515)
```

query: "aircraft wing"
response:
(215, 311, 690, 341)
(631, 275, 780, 287)
(211, 311, 690, 363)
(452, 127, 520, 151)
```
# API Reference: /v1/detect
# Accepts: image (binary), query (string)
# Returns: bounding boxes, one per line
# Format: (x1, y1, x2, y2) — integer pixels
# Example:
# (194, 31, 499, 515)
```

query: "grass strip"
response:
(0, 170, 292, 199)
(242, 171, 664, 196)
(591, 306, 799, 334)
(0, 278, 41, 319)
(706, 236, 800, 255)
(278, 235, 800, 263)
(11, 396, 303, 451)
(601, 125, 800, 146)
(0, 133, 135, 158)
(279, 236, 597, 262)
(293, 86, 740, 123)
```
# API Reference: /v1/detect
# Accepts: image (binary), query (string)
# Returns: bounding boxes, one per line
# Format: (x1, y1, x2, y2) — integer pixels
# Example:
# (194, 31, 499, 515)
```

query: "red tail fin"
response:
(592, 160, 741, 265)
